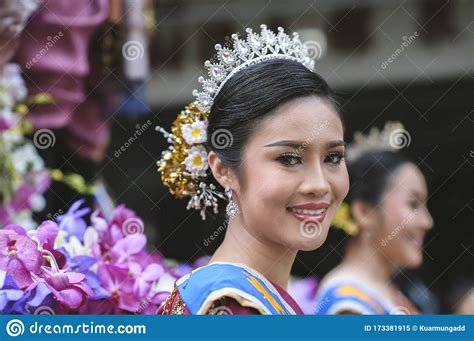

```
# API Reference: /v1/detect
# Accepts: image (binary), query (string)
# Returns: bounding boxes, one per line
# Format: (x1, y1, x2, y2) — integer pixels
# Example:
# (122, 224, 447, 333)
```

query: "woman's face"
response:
(373, 164, 434, 268)
(233, 96, 349, 251)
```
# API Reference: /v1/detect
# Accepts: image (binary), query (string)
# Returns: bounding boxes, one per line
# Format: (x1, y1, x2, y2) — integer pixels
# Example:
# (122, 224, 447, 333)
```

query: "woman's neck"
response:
(209, 217, 297, 290)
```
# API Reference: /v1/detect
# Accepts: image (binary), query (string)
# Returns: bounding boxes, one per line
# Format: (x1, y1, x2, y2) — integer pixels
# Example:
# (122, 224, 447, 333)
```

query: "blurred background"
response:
(2, 0, 472, 314)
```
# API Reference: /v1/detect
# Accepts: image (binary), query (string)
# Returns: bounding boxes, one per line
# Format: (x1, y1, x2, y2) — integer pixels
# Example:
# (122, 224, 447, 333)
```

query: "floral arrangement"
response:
(0, 63, 51, 230)
(0, 200, 176, 315)
(0, 62, 94, 230)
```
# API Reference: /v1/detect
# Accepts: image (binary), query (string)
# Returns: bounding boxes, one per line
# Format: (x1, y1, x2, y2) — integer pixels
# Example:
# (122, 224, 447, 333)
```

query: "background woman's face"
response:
(234, 96, 349, 251)
(374, 164, 434, 268)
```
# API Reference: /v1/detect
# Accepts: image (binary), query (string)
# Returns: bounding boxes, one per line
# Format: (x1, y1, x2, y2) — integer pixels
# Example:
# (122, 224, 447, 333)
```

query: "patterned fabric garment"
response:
(315, 280, 420, 315)
(158, 262, 304, 315)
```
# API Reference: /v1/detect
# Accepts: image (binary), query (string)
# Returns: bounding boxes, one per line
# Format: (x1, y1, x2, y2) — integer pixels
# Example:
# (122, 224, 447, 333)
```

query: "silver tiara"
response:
(193, 24, 316, 112)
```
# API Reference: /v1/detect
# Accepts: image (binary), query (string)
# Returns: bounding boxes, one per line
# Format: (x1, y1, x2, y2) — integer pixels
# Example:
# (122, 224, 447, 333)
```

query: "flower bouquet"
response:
(0, 200, 176, 315)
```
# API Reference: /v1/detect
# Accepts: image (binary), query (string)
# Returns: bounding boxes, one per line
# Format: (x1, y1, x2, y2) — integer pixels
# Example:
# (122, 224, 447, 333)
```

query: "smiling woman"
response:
(156, 25, 349, 315)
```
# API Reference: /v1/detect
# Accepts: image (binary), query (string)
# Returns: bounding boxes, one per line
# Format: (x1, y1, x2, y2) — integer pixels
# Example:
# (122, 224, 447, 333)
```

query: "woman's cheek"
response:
(332, 165, 349, 202)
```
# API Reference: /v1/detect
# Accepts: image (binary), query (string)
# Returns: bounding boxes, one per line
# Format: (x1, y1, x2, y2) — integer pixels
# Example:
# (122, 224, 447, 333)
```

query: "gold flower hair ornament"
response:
(331, 121, 409, 235)
(156, 25, 317, 219)
(156, 102, 225, 220)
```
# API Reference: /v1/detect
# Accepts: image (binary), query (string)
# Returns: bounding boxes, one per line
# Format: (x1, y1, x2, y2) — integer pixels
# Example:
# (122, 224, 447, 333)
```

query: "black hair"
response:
(345, 150, 413, 207)
(205, 59, 339, 171)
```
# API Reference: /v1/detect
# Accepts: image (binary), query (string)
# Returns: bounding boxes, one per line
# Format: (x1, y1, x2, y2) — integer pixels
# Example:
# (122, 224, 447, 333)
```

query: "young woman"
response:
(315, 131, 434, 315)
(156, 25, 349, 314)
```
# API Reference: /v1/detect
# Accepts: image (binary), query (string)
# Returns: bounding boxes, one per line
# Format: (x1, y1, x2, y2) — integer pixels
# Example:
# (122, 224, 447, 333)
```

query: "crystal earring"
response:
(225, 187, 240, 219)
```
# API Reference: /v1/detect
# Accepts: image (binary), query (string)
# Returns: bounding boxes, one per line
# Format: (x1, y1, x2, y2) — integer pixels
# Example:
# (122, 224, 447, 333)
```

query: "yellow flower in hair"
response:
(331, 202, 358, 236)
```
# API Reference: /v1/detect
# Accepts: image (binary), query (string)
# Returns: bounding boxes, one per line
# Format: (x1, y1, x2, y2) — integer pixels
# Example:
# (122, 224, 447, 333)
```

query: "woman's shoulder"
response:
(315, 271, 391, 315)
(174, 262, 297, 315)
(159, 285, 259, 315)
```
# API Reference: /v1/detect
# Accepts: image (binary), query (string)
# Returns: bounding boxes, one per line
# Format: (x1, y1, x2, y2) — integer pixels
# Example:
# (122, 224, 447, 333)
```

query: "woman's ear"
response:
(208, 151, 238, 190)
(351, 200, 379, 232)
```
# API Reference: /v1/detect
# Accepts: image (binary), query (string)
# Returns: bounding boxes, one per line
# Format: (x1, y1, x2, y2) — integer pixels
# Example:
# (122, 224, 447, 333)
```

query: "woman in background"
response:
(315, 123, 433, 315)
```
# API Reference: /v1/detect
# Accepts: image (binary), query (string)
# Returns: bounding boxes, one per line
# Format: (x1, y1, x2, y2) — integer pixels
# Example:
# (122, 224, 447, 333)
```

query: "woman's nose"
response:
(301, 164, 330, 197)
(420, 206, 434, 230)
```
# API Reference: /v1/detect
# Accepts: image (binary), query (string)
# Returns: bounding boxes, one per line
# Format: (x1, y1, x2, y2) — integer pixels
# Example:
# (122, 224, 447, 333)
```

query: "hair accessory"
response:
(156, 102, 225, 220)
(331, 202, 358, 236)
(346, 121, 410, 164)
(193, 24, 315, 112)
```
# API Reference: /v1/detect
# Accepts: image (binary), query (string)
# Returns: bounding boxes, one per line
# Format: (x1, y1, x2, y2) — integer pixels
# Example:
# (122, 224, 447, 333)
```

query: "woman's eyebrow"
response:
(264, 140, 346, 149)
(327, 140, 347, 148)
(264, 140, 304, 148)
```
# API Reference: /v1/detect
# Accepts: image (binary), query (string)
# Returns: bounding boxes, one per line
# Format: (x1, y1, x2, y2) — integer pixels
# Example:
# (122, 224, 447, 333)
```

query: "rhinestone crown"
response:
(193, 24, 316, 112)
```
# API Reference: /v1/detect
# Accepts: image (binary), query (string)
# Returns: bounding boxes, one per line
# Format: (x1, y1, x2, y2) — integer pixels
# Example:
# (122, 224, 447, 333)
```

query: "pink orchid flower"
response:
(31, 249, 93, 310)
(0, 228, 42, 289)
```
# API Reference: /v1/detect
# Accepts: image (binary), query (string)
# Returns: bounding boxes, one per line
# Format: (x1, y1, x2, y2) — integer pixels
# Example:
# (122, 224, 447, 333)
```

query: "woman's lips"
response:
(287, 203, 329, 223)
(408, 235, 424, 251)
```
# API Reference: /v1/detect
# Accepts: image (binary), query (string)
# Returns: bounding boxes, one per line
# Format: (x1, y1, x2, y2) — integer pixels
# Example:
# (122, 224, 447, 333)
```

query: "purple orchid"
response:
(0, 270, 24, 312)
(0, 227, 42, 289)
(97, 263, 134, 312)
(31, 249, 94, 310)
(56, 199, 91, 242)
(0, 200, 171, 314)
(129, 262, 164, 298)
(106, 233, 147, 266)
(288, 276, 319, 315)
(0, 271, 53, 314)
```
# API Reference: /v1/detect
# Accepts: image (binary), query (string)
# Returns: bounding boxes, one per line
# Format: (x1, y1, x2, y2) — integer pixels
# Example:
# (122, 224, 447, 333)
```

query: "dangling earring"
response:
(225, 187, 240, 219)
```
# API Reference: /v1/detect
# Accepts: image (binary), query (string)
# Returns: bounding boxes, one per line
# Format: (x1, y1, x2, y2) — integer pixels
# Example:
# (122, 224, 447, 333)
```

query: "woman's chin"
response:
(295, 230, 329, 251)
(400, 252, 423, 269)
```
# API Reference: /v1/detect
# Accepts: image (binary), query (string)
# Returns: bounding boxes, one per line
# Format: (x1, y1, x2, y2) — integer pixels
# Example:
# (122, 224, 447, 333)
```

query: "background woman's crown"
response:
(193, 24, 316, 112)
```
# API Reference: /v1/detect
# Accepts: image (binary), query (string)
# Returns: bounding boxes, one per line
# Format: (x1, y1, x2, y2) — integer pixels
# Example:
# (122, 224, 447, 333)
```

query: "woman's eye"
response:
(325, 152, 344, 164)
(276, 153, 302, 166)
